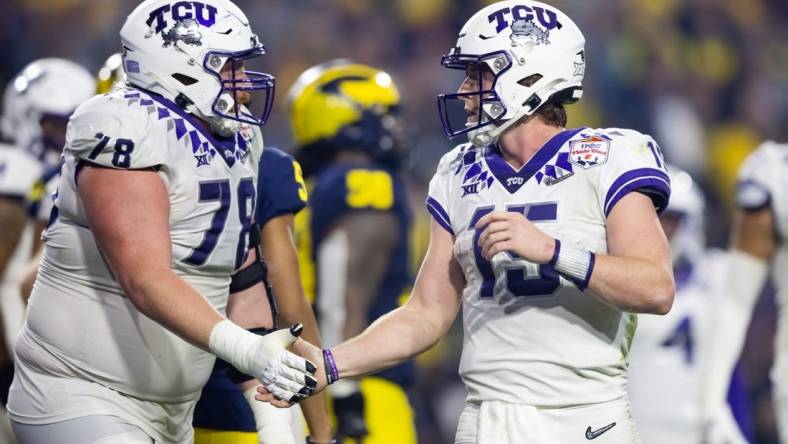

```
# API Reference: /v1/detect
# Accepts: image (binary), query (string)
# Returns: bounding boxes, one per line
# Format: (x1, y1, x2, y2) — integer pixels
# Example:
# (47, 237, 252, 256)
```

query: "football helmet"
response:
(287, 60, 405, 176)
(1, 58, 94, 162)
(119, 0, 275, 136)
(662, 165, 706, 264)
(96, 53, 127, 94)
(437, 1, 585, 146)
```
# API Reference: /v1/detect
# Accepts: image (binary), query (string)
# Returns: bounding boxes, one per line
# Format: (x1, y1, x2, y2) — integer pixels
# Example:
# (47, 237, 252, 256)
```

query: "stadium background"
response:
(0, 0, 786, 442)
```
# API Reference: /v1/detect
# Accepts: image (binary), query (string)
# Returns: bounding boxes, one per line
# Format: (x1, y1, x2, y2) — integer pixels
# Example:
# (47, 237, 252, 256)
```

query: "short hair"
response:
(535, 102, 567, 127)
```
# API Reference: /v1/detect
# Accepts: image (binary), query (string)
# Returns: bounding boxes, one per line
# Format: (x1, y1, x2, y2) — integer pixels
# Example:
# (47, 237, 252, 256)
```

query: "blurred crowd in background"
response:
(0, 0, 786, 442)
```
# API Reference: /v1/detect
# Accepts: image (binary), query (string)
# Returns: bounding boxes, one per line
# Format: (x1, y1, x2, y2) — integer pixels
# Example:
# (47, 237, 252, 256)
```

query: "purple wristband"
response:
(322, 348, 339, 384)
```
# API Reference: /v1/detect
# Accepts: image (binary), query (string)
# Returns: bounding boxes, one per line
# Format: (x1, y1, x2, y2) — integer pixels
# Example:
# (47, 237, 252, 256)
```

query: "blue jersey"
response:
(193, 147, 307, 432)
(306, 163, 415, 388)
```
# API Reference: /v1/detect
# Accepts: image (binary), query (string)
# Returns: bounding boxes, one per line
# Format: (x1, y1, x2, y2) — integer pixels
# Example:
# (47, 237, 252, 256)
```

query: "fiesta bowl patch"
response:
(569, 136, 610, 169)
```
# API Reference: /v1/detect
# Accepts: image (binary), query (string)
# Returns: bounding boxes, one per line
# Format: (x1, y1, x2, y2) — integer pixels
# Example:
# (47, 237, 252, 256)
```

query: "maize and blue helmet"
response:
(287, 60, 406, 177)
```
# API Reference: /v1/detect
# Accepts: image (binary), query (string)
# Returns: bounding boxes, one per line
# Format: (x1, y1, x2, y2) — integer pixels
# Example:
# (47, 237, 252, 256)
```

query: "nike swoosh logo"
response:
(585, 422, 616, 440)
(544, 171, 574, 186)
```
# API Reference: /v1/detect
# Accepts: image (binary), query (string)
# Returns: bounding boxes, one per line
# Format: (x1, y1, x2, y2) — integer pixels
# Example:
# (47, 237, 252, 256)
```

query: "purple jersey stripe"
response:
(426, 196, 453, 235)
(604, 168, 670, 216)
(604, 176, 671, 217)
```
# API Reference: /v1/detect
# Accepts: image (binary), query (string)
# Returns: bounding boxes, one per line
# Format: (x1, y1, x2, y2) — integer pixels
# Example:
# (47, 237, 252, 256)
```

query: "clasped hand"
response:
(256, 335, 329, 408)
(475, 211, 556, 263)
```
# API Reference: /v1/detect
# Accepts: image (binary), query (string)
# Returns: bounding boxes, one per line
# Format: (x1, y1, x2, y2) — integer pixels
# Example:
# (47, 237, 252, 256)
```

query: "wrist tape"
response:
(549, 239, 596, 290)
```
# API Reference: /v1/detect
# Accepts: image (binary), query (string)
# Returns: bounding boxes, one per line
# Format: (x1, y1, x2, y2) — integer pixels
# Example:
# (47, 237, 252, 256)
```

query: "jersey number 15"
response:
(470, 202, 560, 300)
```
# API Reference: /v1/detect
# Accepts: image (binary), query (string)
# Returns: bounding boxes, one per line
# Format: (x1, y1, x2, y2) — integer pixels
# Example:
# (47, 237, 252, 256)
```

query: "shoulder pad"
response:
(65, 92, 163, 169)
(261, 146, 295, 165)
(736, 141, 787, 210)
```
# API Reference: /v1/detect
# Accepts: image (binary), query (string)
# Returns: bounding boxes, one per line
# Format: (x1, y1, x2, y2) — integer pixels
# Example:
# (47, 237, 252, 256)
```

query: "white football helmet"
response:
(119, 0, 275, 136)
(437, 1, 585, 146)
(1, 58, 94, 162)
(662, 165, 706, 264)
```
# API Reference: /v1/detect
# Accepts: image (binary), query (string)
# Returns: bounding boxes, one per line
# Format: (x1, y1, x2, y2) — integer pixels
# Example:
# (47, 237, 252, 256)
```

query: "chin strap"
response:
(469, 100, 538, 147)
(469, 86, 583, 147)
(145, 71, 240, 137)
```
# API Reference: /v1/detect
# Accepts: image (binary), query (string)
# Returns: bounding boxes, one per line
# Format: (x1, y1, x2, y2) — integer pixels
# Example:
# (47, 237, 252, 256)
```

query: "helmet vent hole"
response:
(172, 73, 198, 86)
(518, 74, 542, 87)
(219, 28, 232, 35)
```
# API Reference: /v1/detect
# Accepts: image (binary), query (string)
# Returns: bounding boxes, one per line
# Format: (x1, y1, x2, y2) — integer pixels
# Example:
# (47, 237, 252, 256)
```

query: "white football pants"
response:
(455, 397, 641, 444)
(11, 415, 153, 444)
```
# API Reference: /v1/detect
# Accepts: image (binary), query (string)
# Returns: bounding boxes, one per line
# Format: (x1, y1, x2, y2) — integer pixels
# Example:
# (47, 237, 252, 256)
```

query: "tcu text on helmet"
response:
(146, 2, 218, 33)
(488, 5, 563, 33)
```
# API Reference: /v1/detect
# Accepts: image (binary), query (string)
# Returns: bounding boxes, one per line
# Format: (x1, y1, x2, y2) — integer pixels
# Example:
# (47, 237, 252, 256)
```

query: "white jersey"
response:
(736, 142, 788, 395)
(8, 87, 263, 444)
(427, 127, 670, 407)
(628, 250, 728, 443)
(0, 144, 43, 353)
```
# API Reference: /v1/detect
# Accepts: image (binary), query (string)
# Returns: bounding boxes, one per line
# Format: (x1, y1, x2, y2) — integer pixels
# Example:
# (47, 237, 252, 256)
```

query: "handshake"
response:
(208, 320, 331, 407)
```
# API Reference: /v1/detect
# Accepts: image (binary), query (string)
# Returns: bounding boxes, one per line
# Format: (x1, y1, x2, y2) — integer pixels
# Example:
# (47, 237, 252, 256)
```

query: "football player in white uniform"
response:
(702, 140, 788, 441)
(1, 58, 94, 343)
(628, 166, 748, 444)
(261, 2, 675, 443)
(0, 58, 94, 403)
(7, 1, 316, 443)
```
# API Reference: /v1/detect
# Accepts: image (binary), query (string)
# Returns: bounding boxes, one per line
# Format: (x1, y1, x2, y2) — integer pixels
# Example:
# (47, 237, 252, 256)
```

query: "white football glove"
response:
(209, 321, 317, 403)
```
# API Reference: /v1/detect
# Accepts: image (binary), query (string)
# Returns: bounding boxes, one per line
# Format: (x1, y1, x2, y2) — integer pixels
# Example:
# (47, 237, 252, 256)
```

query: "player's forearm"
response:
(121, 269, 224, 349)
(273, 287, 333, 439)
(331, 302, 446, 379)
(702, 249, 768, 411)
(586, 254, 674, 314)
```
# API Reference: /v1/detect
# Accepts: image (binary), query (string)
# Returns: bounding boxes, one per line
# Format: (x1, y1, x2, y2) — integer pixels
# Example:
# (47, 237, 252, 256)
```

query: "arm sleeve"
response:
(65, 98, 166, 170)
(597, 133, 671, 217)
(255, 147, 308, 226)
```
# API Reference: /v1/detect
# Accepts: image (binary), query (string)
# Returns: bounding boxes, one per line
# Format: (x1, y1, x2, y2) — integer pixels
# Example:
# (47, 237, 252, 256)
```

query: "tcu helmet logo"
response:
(510, 18, 550, 46)
(488, 5, 562, 34)
(146, 2, 218, 34)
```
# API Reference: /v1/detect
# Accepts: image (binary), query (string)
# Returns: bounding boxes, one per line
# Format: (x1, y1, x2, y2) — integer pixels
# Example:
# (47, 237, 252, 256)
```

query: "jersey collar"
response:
(138, 88, 242, 168)
(484, 127, 584, 194)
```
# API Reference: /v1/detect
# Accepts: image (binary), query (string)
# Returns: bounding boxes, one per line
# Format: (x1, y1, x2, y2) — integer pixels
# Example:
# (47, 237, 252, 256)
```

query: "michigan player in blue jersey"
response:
(287, 61, 417, 444)
(193, 146, 334, 444)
